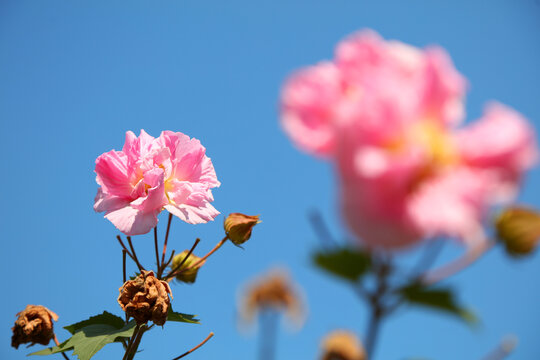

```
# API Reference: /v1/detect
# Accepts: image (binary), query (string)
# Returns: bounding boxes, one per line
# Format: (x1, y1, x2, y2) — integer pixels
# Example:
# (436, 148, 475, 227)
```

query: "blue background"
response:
(1, 1, 539, 359)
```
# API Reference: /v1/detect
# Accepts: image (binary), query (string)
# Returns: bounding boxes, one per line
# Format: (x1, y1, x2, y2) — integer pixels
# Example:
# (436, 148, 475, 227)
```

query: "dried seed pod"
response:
(11, 305, 58, 349)
(118, 270, 173, 326)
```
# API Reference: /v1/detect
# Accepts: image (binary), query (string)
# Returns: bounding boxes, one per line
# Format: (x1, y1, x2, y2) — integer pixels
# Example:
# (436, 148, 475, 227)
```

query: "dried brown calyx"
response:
(320, 330, 366, 360)
(11, 305, 59, 349)
(118, 270, 173, 326)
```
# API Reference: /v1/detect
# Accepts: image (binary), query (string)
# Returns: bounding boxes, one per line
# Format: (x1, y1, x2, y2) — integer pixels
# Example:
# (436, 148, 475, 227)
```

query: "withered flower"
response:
(171, 250, 206, 284)
(224, 213, 261, 245)
(11, 305, 58, 349)
(239, 269, 304, 328)
(496, 206, 540, 257)
(320, 330, 366, 360)
(118, 270, 173, 326)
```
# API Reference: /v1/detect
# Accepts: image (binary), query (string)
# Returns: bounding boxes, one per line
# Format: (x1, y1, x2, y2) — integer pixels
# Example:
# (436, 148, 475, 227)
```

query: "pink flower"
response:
(94, 130, 220, 235)
(281, 29, 537, 250)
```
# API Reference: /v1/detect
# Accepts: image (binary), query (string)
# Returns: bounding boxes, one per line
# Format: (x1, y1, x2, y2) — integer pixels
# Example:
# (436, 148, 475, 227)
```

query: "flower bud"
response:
(496, 206, 540, 257)
(171, 250, 205, 284)
(11, 305, 58, 349)
(118, 270, 173, 326)
(239, 269, 304, 328)
(224, 213, 260, 245)
(320, 330, 366, 360)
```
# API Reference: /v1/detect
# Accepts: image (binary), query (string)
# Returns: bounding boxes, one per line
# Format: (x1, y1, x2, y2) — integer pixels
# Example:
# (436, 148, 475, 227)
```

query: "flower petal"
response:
(165, 203, 220, 224)
(105, 205, 159, 235)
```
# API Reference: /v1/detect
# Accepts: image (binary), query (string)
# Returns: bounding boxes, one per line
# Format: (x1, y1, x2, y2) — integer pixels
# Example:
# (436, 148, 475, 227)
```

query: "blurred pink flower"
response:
(281, 30, 537, 249)
(94, 130, 220, 235)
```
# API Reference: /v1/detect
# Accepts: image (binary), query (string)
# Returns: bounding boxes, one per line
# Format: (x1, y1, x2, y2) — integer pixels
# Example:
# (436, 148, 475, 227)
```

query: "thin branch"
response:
(422, 239, 493, 285)
(180, 236, 228, 273)
(122, 324, 141, 360)
(154, 226, 161, 270)
(116, 235, 135, 261)
(122, 250, 128, 323)
(122, 250, 127, 284)
(363, 255, 391, 359)
(308, 209, 338, 248)
(409, 239, 445, 279)
(53, 334, 70, 360)
(162, 250, 176, 270)
(164, 239, 200, 281)
(126, 236, 145, 273)
(126, 326, 146, 360)
(172, 332, 214, 360)
(481, 336, 518, 360)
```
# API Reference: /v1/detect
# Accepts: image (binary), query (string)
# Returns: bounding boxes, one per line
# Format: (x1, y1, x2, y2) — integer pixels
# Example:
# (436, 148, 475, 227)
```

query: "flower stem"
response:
(258, 310, 278, 360)
(154, 226, 161, 271)
(481, 336, 518, 360)
(123, 324, 148, 360)
(181, 236, 228, 273)
(126, 236, 145, 273)
(122, 325, 140, 360)
(116, 236, 135, 262)
(422, 239, 492, 285)
(164, 238, 201, 280)
(53, 334, 70, 360)
(363, 257, 391, 360)
(161, 213, 173, 266)
(122, 250, 128, 324)
(172, 332, 215, 360)
(364, 305, 384, 359)
(126, 326, 146, 360)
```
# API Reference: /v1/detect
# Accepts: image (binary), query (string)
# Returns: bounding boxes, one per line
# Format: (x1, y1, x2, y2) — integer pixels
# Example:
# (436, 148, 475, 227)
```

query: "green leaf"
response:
(28, 339, 73, 355)
(313, 247, 371, 282)
(64, 311, 125, 335)
(167, 307, 200, 324)
(129, 272, 140, 280)
(398, 283, 478, 324)
(29, 314, 136, 360)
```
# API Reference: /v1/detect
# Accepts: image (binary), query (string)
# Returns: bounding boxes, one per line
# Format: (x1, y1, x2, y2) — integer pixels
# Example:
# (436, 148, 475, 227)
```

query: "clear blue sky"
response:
(2, 1, 540, 359)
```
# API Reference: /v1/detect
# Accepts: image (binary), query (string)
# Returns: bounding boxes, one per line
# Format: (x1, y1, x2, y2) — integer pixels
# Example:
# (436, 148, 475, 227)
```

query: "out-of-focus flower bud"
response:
(171, 250, 206, 284)
(239, 269, 305, 329)
(11, 305, 58, 349)
(320, 330, 366, 360)
(224, 213, 261, 245)
(496, 206, 540, 257)
(118, 270, 173, 326)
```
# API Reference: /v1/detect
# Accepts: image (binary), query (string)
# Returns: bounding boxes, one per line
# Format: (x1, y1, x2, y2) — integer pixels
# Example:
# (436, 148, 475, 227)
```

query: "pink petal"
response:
(421, 47, 467, 126)
(94, 188, 130, 213)
(457, 102, 538, 174)
(131, 168, 168, 213)
(104, 205, 159, 235)
(164, 203, 220, 224)
(280, 62, 342, 157)
(95, 150, 132, 197)
(407, 168, 488, 241)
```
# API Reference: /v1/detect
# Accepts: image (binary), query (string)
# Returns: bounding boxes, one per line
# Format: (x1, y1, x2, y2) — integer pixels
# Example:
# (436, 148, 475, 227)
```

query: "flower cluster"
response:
(94, 130, 220, 235)
(281, 30, 537, 249)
